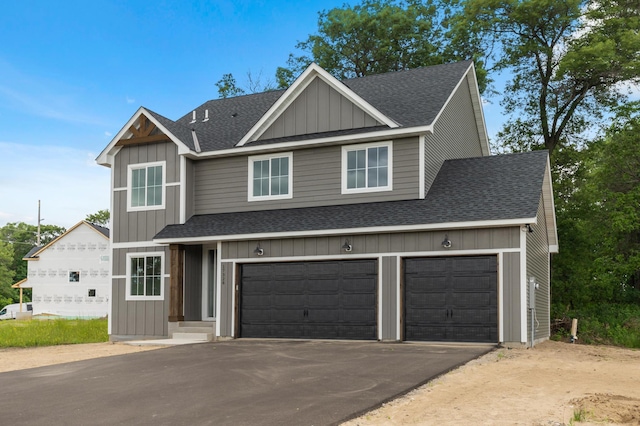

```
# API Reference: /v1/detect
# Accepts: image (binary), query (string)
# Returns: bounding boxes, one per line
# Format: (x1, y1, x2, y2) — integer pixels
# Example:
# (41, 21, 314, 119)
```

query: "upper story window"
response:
(341, 141, 393, 194)
(248, 153, 293, 201)
(126, 252, 164, 301)
(127, 161, 165, 211)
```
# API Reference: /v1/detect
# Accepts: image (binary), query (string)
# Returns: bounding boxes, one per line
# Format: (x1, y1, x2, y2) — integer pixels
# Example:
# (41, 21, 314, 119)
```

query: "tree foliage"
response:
(551, 104, 640, 312)
(215, 73, 246, 99)
(289, 0, 445, 78)
(446, 0, 640, 155)
(85, 209, 110, 227)
(0, 241, 16, 308)
(0, 222, 66, 282)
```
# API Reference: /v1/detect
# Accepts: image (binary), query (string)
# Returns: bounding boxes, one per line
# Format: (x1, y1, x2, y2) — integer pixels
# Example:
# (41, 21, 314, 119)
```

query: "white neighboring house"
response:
(16, 221, 110, 318)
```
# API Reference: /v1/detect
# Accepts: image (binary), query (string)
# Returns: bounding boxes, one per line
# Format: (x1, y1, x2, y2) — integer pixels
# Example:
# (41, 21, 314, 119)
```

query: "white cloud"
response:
(126, 96, 135, 104)
(0, 142, 110, 229)
(104, 131, 112, 137)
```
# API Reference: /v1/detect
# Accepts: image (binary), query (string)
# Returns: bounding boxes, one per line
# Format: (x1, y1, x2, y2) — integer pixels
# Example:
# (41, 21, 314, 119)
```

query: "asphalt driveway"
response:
(0, 340, 493, 425)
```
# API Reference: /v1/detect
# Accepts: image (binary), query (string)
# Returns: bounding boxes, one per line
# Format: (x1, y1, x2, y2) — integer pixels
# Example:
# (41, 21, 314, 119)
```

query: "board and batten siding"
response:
(110, 246, 170, 338)
(112, 142, 181, 243)
(424, 74, 485, 194)
(194, 137, 420, 215)
(527, 194, 551, 342)
(258, 77, 382, 140)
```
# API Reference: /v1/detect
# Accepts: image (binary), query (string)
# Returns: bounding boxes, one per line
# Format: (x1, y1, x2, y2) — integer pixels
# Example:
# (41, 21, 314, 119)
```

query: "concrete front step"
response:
(169, 321, 216, 341)
(172, 332, 213, 341)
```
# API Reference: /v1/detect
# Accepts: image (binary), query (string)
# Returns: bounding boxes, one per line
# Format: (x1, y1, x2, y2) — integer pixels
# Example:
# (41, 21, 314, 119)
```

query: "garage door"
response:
(404, 256, 497, 343)
(240, 260, 377, 340)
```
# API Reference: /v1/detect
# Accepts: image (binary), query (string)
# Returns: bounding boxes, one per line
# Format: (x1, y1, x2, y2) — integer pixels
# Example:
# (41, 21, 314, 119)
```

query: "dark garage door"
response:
(240, 260, 377, 340)
(404, 256, 497, 343)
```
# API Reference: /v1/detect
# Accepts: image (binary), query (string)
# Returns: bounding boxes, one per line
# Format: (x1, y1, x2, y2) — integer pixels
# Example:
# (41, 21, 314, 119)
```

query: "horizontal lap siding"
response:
(111, 246, 169, 337)
(194, 137, 420, 214)
(425, 75, 484, 194)
(527, 194, 550, 341)
(222, 227, 521, 260)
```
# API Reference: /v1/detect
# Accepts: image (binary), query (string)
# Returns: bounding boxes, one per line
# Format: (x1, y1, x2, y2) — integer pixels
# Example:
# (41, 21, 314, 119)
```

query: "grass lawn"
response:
(0, 318, 108, 348)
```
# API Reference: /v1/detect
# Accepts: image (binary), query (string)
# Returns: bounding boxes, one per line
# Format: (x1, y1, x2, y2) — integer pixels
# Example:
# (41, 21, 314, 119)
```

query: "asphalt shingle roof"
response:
(154, 150, 548, 241)
(144, 61, 472, 153)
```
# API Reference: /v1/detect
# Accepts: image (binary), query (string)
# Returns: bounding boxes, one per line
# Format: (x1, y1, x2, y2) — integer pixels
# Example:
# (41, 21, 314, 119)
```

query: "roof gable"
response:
(96, 108, 194, 166)
(23, 220, 110, 260)
(236, 63, 398, 147)
(257, 76, 385, 141)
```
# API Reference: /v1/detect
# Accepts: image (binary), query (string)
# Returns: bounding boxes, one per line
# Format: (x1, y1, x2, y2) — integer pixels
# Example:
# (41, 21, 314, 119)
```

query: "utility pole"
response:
(37, 200, 41, 246)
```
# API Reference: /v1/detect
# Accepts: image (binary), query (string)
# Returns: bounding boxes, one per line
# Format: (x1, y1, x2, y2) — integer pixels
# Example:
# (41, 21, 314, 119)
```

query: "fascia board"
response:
(97, 106, 146, 166)
(153, 217, 535, 245)
(185, 125, 433, 160)
(11, 278, 29, 289)
(96, 107, 192, 165)
(236, 63, 398, 147)
(543, 156, 559, 250)
(26, 220, 86, 259)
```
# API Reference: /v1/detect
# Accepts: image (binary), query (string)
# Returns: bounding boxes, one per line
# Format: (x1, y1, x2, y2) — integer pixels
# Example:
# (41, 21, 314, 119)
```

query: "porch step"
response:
(172, 332, 213, 341)
(169, 321, 216, 342)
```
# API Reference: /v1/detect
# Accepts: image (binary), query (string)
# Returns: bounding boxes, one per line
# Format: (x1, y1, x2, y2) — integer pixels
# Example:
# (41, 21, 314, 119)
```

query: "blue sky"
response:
(0, 0, 505, 229)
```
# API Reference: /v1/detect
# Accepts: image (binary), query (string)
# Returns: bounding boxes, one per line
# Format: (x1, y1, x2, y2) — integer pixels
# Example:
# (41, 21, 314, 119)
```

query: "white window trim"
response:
(125, 251, 165, 301)
(127, 161, 167, 212)
(341, 141, 393, 194)
(247, 152, 293, 202)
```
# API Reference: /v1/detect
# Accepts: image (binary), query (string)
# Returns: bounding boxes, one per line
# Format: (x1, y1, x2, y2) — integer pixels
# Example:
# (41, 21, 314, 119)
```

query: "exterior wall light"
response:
(441, 235, 452, 248)
(342, 239, 352, 252)
(253, 244, 264, 256)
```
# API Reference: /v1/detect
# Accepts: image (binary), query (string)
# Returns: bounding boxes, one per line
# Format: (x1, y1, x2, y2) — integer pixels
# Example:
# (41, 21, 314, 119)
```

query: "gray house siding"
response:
(258, 77, 381, 140)
(217, 226, 521, 341)
(219, 262, 234, 337)
(424, 75, 485, 194)
(194, 137, 420, 215)
(112, 142, 181, 243)
(221, 228, 520, 259)
(502, 252, 522, 344)
(381, 256, 398, 341)
(527, 194, 551, 342)
(110, 246, 170, 339)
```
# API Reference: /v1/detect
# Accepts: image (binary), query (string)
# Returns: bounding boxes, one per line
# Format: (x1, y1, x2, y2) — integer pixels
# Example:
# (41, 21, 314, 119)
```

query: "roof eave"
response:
(152, 218, 535, 245)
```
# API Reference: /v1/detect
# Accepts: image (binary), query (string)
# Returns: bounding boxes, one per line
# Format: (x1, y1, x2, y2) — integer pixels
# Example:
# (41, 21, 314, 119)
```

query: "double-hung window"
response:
(342, 141, 392, 193)
(248, 153, 293, 201)
(126, 252, 164, 300)
(127, 161, 165, 211)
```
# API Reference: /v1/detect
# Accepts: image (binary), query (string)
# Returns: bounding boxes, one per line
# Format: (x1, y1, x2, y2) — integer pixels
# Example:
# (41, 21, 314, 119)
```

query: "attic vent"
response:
(203, 109, 209, 122)
(190, 110, 196, 124)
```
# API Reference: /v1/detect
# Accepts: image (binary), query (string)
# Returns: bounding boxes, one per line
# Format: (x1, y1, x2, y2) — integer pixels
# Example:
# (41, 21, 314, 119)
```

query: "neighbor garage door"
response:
(240, 260, 377, 340)
(404, 256, 497, 343)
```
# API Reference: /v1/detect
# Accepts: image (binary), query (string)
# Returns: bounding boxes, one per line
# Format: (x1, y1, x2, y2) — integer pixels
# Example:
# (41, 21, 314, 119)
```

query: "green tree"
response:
(0, 222, 66, 282)
(446, 0, 640, 155)
(215, 73, 245, 98)
(281, 0, 488, 88)
(85, 209, 110, 227)
(551, 104, 640, 312)
(0, 241, 16, 308)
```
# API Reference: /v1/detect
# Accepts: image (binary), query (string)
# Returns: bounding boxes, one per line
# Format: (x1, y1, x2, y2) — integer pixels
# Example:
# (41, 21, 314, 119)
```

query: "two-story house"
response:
(97, 61, 557, 346)
(15, 220, 110, 318)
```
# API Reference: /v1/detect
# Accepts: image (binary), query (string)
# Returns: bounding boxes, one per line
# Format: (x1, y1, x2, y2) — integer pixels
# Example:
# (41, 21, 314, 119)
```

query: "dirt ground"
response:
(1, 340, 639, 425)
